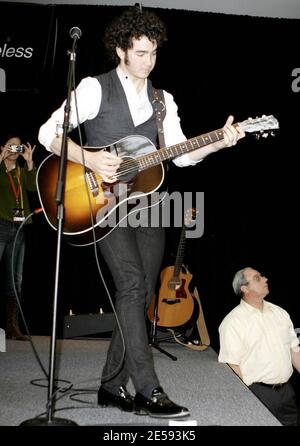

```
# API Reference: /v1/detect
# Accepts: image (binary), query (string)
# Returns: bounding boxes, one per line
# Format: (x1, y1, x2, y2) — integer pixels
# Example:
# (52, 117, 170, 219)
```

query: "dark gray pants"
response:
(249, 381, 299, 426)
(98, 224, 165, 395)
(0, 219, 25, 296)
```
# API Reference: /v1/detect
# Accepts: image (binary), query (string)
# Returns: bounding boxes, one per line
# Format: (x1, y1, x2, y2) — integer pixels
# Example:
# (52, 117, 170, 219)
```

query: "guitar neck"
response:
(138, 127, 225, 171)
(173, 227, 187, 278)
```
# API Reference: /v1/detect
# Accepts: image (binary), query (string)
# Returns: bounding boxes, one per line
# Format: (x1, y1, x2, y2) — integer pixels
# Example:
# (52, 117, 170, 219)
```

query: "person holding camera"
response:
(0, 134, 36, 340)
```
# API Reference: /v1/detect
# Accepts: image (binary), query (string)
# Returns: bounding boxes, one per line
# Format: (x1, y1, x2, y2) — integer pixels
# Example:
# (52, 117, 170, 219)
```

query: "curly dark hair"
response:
(104, 6, 167, 66)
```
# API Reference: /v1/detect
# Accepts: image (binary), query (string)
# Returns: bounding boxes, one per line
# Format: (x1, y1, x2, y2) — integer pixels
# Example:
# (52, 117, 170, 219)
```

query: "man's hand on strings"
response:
(90, 150, 122, 183)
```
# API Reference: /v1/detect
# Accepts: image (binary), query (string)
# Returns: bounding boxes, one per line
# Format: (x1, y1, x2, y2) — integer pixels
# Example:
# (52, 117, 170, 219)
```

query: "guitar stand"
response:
(149, 294, 177, 361)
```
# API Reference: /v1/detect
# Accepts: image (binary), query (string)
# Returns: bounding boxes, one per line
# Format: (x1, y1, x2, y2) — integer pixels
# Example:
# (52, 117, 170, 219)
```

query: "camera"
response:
(9, 144, 24, 153)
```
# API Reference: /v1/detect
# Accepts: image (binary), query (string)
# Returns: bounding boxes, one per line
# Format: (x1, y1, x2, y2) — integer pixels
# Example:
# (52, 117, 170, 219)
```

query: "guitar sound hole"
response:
(162, 298, 180, 305)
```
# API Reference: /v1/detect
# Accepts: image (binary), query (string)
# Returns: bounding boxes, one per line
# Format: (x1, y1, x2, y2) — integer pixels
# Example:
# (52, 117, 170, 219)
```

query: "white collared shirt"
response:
(218, 299, 300, 386)
(38, 68, 199, 167)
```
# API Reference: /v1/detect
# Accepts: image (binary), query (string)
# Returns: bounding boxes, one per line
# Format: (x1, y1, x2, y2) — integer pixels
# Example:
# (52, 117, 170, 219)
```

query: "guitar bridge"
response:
(85, 171, 99, 197)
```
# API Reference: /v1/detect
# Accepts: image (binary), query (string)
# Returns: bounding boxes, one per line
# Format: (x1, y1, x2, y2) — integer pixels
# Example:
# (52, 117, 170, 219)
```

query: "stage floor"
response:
(0, 336, 281, 427)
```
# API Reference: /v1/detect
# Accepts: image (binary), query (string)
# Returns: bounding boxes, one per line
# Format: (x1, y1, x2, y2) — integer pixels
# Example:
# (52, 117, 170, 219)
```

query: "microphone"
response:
(69, 26, 82, 40)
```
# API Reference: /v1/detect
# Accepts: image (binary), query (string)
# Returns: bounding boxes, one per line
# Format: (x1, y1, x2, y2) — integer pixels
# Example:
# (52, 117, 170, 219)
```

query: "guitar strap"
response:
(167, 285, 211, 351)
(152, 88, 166, 149)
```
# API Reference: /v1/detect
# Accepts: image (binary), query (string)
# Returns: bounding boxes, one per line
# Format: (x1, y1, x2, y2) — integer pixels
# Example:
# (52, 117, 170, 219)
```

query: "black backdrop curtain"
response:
(0, 2, 299, 355)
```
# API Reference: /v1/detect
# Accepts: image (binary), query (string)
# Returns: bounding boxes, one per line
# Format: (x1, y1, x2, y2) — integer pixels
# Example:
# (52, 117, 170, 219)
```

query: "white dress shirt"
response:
(218, 299, 300, 386)
(38, 67, 200, 167)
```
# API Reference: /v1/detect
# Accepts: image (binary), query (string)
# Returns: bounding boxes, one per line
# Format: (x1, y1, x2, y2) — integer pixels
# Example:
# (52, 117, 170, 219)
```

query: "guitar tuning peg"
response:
(262, 132, 269, 138)
(255, 133, 261, 140)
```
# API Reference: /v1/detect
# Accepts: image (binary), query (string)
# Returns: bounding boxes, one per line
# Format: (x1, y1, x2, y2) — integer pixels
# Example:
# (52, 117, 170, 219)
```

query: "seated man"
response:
(218, 267, 300, 426)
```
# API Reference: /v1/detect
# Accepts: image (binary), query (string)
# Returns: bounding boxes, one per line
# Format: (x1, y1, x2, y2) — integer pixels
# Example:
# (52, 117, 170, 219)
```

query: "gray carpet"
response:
(0, 336, 281, 426)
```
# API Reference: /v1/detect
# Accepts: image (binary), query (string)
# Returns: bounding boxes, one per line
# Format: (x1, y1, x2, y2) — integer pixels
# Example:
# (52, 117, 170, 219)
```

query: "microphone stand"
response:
(20, 31, 81, 426)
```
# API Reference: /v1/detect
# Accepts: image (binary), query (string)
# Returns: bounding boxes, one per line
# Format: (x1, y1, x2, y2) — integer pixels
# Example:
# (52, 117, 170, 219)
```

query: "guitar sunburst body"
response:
(148, 266, 197, 328)
(37, 135, 164, 245)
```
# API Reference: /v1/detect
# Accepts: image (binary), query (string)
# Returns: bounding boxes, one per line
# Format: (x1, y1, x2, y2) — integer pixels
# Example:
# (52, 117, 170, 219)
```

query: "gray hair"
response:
(232, 268, 250, 297)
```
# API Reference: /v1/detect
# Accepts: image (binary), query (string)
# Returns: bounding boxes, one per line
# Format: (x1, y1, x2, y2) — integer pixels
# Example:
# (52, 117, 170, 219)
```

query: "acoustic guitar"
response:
(147, 208, 197, 328)
(36, 115, 279, 246)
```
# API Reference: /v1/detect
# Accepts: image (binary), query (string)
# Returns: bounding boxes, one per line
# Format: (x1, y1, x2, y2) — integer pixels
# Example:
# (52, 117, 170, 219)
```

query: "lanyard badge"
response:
(7, 168, 25, 222)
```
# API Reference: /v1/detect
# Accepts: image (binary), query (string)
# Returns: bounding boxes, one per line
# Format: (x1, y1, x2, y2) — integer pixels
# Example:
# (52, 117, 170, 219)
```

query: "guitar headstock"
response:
(239, 114, 279, 138)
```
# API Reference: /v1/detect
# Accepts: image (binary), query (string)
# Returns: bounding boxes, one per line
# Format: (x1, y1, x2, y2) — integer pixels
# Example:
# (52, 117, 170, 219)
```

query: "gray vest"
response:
(84, 69, 158, 147)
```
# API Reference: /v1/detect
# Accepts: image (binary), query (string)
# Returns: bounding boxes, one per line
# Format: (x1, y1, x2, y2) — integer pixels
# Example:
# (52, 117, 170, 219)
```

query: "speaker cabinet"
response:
(62, 312, 115, 338)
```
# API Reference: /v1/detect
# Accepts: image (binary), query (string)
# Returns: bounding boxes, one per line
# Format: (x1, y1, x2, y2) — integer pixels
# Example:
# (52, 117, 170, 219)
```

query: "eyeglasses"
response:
(246, 273, 265, 284)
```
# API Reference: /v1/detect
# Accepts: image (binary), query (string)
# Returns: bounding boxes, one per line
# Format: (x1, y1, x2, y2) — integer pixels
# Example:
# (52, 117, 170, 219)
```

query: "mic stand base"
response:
(20, 417, 78, 426)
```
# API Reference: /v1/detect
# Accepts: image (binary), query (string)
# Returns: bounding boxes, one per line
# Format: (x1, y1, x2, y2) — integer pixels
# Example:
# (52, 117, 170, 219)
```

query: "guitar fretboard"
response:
(173, 227, 187, 278)
(137, 128, 224, 171)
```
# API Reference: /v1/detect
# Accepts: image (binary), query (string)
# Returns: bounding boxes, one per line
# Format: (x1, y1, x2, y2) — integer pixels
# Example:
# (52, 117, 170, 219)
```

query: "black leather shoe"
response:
(98, 385, 134, 412)
(134, 387, 190, 418)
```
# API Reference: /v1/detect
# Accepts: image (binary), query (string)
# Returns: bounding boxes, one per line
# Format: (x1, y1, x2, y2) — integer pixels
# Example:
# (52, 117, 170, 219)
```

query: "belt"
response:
(253, 382, 287, 390)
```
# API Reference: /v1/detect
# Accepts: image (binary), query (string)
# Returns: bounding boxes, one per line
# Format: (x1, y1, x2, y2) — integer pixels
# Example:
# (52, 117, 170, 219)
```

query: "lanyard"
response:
(7, 167, 22, 204)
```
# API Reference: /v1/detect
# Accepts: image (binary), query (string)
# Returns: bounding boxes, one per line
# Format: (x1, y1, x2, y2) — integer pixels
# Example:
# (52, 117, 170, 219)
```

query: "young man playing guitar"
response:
(38, 6, 244, 419)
